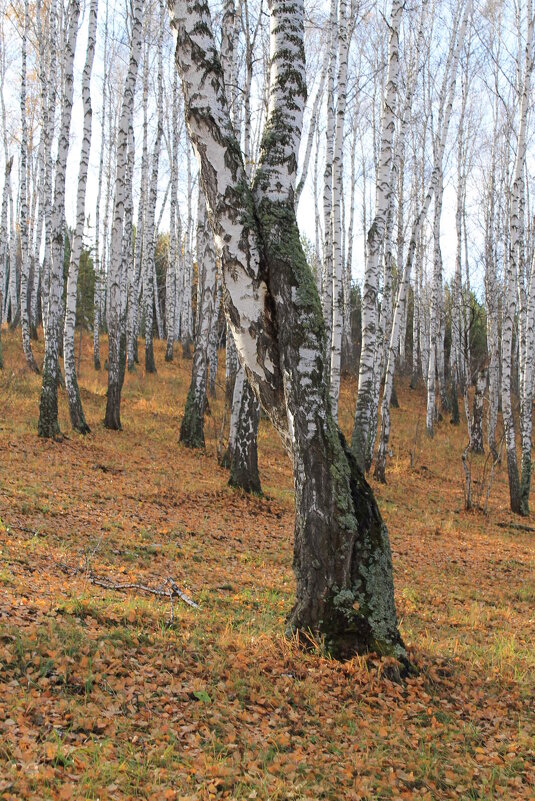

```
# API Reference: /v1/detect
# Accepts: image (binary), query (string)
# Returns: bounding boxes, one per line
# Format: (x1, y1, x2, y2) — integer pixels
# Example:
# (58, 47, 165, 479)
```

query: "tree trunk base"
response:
(287, 427, 406, 663)
(104, 382, 122, 430)
(38, 363, 60, 439)
(165, 342, 174, 361)
(68, 376, 90, 435)
(145, 342, 157, 373)
(179, 390, 205, 448)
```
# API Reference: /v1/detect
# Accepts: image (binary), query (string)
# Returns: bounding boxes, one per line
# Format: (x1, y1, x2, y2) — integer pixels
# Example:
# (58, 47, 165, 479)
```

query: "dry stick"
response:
(497, 521, 535, 533)
(88, 572, 200, 609)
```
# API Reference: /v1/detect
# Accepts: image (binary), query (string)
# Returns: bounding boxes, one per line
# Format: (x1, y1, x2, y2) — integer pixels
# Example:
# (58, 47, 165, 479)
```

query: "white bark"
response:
(329, 0, 350, 418)
(19, 0, 38, 372)
(352, 0, 403, 471)
(63, 0, 98, 433)
(38, 0, 80, 437)
(104, 0, 143, 429)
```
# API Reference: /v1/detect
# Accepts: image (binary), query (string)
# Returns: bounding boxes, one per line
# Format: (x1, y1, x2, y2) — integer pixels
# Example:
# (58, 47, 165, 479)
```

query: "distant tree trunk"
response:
(169, 0, 405, 660)
(38, 0, 80, 438)
(142, 0, 165, 373)
(424, 0, 471, 436)
(104, 0, 143, 430)
(63, 0, 98, 434)
(93, 0, 109, 372)
(179, 188, 217, 448)
(19, 0, 39, 373)
(320, 0, 337, 378)
(165, 71, 180, 362)
(352, 0, 402, 471)
(470, 363, 487, 454)
(0, 157, 12, 368)
(502, 4, 534, 515)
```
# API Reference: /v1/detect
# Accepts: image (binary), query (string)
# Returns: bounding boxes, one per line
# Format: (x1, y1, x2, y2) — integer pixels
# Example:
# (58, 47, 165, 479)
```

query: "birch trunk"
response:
(516, 5, 535, 515)
(179, 188, 217, 447)
(143, 0, 165, 373)
(329, 0, 349, 418)
(229, 375, 261, 494)
(63, 0, 98, 434)
(165, 71, 180, 361)
(38, 0, 80, 438)
(470, 363, 487, 454)
(93, 7, 108, 371)
(19, 0, 39, 373)
(320, 0, 338, 366)
(0, 157, 11, 368)
(352, 0, 402, 471)
(169, 0, 405, 660)
(104, 0, 143, 430)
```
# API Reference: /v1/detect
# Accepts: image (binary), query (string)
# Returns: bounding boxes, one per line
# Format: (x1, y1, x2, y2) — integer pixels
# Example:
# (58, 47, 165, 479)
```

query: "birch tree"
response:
(63, 0, 98, 434)
(179, 187, 217, 447)
(104, 0, 143, 430)
(351, 0, 403, 472)
(168, 0, 405, 660)
(502, 0, 535, 514)
(19, 0, 39, 373)
(38, 0, 80, 438)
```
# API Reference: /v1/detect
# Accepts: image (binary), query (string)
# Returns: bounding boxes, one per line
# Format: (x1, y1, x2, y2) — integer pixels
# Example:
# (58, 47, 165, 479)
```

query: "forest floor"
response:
(0, 328, 534, 801)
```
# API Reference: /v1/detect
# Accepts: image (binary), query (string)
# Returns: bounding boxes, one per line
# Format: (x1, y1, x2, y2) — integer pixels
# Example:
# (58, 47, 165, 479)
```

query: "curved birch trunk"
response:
(63, 0, 98, 434)
(169, 0, 405, 660)
(38, 1, 80, 438)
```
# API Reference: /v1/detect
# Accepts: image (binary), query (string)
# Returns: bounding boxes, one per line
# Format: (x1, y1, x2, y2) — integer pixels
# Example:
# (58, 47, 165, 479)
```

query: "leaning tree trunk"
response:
(38, 0, 80, 438)
(179, 188, 217, 448)
(63, 0, 98, 434)
(169, 0, 405, 660)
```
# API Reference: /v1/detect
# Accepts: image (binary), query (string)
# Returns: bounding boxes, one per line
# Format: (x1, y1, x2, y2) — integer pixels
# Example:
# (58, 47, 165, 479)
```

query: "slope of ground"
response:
(0, 329, 533, 801)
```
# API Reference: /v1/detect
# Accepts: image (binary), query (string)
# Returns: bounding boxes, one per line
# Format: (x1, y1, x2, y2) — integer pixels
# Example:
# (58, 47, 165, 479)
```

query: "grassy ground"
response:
(0, 328, 533, 801)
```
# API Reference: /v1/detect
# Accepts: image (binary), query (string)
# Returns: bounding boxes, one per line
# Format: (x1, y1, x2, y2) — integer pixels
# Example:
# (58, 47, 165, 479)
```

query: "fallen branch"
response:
(88, 573, 200, 609)
(497, 522, 535, 533)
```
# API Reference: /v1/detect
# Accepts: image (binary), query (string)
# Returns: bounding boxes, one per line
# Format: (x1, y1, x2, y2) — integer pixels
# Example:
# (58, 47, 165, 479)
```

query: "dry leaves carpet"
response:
(0, 330, 533, 801)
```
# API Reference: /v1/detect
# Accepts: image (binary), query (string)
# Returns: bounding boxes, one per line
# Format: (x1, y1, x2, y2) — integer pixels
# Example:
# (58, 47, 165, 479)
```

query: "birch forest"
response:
(0, 0, 534, 798)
